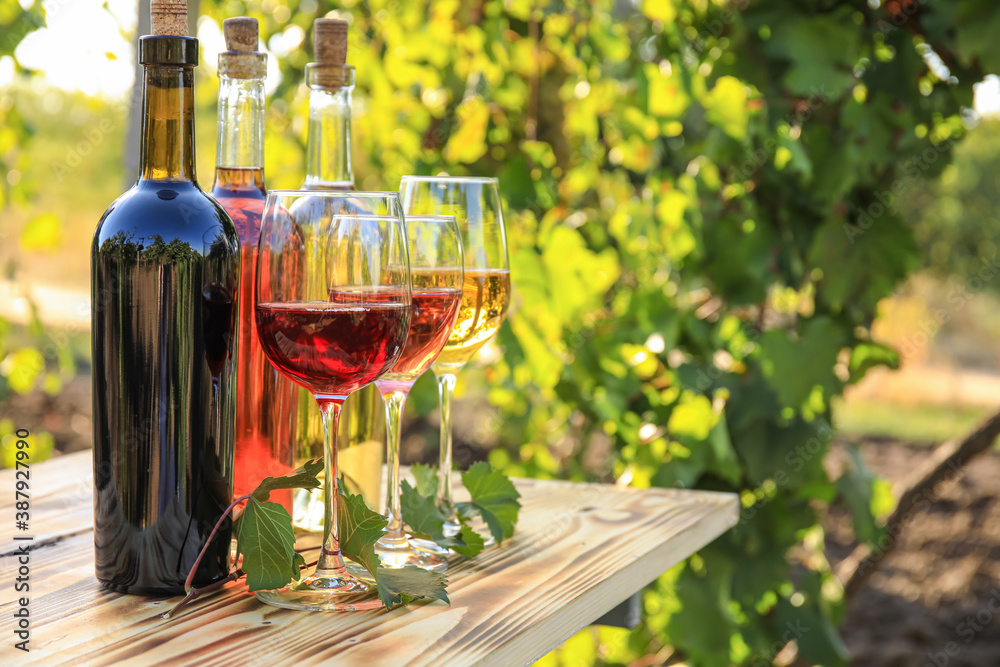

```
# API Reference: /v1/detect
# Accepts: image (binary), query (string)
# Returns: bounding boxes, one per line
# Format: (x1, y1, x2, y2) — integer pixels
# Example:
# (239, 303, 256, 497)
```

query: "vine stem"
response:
(163, 570, 244, 619)
(295, 545, 321, 554)
(184, 503, 320, 595)
(184, 493, 252, 593)
(163, 556, 320, 620)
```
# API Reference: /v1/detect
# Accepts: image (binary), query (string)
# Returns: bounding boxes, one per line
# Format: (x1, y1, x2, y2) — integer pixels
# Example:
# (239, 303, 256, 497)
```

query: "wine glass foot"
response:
(408, 536, 451, 559)
(376, 537, 448, 572)
(255, 567, 382, 611)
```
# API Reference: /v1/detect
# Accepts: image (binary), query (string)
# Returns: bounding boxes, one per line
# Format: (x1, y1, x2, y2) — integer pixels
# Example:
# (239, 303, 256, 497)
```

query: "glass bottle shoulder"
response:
(94, 179, 239, 259)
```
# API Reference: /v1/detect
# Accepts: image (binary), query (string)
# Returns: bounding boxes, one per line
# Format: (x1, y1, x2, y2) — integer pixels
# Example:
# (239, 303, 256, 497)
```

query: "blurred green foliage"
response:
(3, 0, 998, 664)
(0, 2, 81, 465)
(896, 118, 1000, 286)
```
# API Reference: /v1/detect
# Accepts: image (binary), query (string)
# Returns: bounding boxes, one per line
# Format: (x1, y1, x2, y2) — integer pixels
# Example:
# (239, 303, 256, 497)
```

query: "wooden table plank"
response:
(1, 452, 737, 666)
(0, 452, 95, 547)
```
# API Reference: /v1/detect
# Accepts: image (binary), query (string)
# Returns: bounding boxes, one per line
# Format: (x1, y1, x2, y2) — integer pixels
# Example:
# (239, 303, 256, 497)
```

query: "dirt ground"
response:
(6, 378, 1000, 666)
(828, 439, 1000, 667)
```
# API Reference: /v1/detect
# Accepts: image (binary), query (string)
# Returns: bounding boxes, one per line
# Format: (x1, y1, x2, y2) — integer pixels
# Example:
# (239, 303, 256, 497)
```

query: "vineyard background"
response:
(4, 1, 1000, 665)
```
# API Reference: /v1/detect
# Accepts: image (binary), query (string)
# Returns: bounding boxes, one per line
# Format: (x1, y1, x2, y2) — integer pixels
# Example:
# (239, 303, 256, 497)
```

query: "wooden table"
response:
(0, 451, 737, 666)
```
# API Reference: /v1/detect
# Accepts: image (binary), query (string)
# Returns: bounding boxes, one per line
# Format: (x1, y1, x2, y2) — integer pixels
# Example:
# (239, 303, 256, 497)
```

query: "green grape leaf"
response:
(955, 0, 1000, 72)
(455, 462, 522, 545)
(758, 316, 845, 410)
(401, 480, 484, 558)
(848, 342, 900, 383)
(251, 458, 324, 502)
(808, 213, 918, 312)
(765, 10, 860, 99)
(665, 558, 737, 666)
(376, 566, 450, 610)
(703, 76, 749, 141)
(401, 479, 449, 537)
(410, 463, 439, 499)
(3, 347, 45, 395)
(233, 498, 301, 592)
(337, 487, 387, 578)
(452, 524, 487, 559)
(776, 571, 850, 666)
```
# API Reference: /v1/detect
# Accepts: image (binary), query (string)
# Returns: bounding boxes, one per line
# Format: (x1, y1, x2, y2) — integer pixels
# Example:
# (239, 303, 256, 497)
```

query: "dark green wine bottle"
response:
(91, 14, 240, 594)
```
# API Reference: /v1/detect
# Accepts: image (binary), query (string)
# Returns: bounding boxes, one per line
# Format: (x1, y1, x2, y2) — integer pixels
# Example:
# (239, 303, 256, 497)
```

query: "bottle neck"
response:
(139, 64, 197, 182)
(304, 65, 355, 189)
(215, 49, 267, 173)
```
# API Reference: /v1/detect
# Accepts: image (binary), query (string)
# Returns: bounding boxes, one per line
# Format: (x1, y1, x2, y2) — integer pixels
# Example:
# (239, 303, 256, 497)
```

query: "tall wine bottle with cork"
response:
(210, 18, 297, 512)
(291, 18, 385, 531)
(91, 0, 240, 594)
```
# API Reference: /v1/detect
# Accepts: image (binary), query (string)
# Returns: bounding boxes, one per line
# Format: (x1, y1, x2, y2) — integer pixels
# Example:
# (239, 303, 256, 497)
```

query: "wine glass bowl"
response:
(254, 191, 411, 611)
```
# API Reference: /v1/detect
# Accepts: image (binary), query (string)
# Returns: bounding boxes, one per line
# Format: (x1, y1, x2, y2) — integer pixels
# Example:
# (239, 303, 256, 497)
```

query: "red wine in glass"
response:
(377, 288, 461, 386)
(255, 299, 410, 398)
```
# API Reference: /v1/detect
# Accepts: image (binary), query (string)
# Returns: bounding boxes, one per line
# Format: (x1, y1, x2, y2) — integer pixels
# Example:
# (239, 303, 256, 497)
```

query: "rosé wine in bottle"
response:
(210, 18, 297, 511)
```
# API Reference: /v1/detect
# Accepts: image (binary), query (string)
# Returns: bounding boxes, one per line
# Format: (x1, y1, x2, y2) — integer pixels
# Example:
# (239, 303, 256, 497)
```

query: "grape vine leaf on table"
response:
(401, 480, 485, 558)
(251, 458, 324, 502)
(376, 566, 450, 610)
(337, 487, 387, 577)
(455, 462, 522, 544)
(338, 486, 451, 609)
(233, 498, 302, 592)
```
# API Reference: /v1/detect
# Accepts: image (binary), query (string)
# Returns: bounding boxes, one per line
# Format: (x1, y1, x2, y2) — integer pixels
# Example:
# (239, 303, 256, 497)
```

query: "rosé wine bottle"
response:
(210, 18, 296, 512)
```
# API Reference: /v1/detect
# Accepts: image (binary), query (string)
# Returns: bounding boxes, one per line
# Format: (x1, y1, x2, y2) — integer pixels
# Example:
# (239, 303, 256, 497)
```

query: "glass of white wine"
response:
(399, 176, 511, 540)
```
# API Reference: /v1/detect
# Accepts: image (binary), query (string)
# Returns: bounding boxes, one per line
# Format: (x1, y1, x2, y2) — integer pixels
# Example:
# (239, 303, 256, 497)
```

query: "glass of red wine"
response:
(375, 215, 464, 571)
(254, 190, 411, 611)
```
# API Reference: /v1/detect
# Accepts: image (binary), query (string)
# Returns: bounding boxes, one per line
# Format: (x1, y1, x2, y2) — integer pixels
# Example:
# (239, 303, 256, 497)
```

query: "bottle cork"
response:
(223, 17, 258, 53)
(218, 17, 266, 78)
(314, 18, 348, 65)
(151, 0, 188, 37)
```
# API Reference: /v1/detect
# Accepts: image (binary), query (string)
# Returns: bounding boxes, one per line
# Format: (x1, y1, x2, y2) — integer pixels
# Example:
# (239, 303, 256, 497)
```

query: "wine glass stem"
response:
(316, 398, 347, 574)
(435, 373, 457, 510)
(380, 387, 409, 541)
